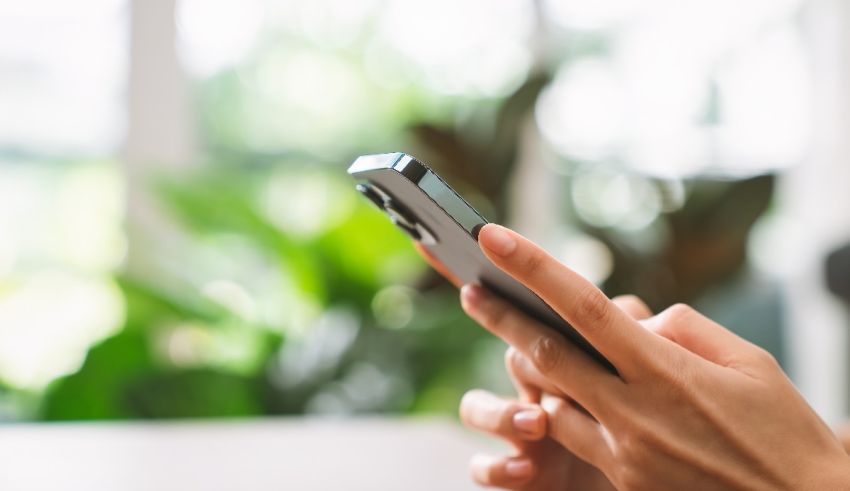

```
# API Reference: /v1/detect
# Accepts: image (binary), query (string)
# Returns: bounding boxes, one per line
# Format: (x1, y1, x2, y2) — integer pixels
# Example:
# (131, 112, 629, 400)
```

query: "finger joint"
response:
(576, 287, 611, 328)
(531, 335, 567, 376)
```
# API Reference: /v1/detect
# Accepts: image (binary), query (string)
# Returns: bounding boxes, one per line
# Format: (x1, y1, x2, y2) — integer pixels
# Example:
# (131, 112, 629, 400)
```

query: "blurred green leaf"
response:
(41, 330, 155, 420)
(123, 370, 262, 419)
(157, 174, 326, 302)
(119, 275, 225, 329)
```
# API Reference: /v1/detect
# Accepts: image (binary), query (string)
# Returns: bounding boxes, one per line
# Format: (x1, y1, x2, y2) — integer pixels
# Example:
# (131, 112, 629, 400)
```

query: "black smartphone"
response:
(348, 152, 614, 372)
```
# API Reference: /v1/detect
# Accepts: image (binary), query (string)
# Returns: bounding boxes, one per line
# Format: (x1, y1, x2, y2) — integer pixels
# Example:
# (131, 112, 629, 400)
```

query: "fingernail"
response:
(480, 225, 517, 256)
(505, 458, 533, 478)
(513, 409, 543, 437)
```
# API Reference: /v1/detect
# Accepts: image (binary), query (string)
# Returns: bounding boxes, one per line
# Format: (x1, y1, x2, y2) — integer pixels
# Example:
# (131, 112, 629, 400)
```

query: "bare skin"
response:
(417, 225, 850, 490)
(419, 242, 626, 488)
(457, 295, 651, 490)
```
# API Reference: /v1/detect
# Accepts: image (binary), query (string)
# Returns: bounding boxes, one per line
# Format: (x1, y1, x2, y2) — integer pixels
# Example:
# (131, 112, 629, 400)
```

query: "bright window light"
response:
(0, 0, 127, 155)
(538, 0, 810, 178)
(536, 59, 626, 161)
(176, 0, 265, 77)
(375, 0, 533, 97)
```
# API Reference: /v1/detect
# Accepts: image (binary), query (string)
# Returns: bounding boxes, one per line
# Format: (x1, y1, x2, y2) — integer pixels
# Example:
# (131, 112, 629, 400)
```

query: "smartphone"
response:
(348, 152, 614, 372)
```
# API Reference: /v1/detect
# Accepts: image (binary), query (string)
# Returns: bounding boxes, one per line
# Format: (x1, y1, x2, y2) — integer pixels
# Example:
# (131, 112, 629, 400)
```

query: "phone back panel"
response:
(348, 153, 613, 372)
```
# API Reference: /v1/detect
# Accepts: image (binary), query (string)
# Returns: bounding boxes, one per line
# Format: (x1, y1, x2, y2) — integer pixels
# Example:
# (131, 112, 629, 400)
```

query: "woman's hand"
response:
(459, 379, 614, 490)
(457, 223, 850, 491)
(460, 338, 627, 490)
(457, 294, 658, 490)
(418, 242, 633, 489)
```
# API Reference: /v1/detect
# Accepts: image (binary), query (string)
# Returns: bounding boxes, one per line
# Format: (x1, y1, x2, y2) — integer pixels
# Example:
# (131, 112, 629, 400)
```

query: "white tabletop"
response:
(0, 418, 493, 491)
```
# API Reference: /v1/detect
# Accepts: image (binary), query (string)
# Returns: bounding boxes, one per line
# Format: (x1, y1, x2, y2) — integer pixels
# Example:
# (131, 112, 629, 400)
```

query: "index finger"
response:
(476, 224, 665, 378)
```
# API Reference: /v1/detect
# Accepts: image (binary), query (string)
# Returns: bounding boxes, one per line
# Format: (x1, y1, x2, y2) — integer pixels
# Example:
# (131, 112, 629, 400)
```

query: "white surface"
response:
(782, 0, 850, 424)
(0, 418, 490, 491)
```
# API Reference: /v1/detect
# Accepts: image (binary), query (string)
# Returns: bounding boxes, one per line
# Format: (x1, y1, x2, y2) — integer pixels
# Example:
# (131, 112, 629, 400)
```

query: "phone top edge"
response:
(391, 153, 429, 182)
(415, 166, 488, 235)
(348, 152, 488, 237)
(346, 153, 611, 371)
(346, 152, 432, 184)
(346, 152, 406, 175)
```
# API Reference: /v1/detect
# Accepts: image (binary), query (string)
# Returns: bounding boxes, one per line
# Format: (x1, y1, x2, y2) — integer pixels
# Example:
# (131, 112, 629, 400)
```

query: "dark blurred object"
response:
(40, 167, 492, 420)
(826, 243, 850, 304)
(597, 174, 775, 311)
(409, 72, 551, 222)
(408, 73, 550, 293)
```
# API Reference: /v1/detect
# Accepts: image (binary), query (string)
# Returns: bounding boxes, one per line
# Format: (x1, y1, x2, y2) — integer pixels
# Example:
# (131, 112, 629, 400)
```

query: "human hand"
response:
(417, 243, 642, 489)
(460, 338, 632, 490)
(458, 223, 850, 490)
(459, 386, 613, 490)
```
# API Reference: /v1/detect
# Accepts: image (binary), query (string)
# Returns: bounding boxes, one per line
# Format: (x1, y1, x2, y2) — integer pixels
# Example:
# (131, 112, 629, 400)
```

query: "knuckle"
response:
(479, 298, 510, 330)
(504, 346, 522, 373)
(615, 434, 654, 489)
(751, 346, 779, 369)
(613, 294, 642, 309)
(650, 303, 696, 339)
(576, 287, 611, 326)
(530, 335, 567, 375)
(664, 303, 695, 323)
(613, 294, 651, 321)
(616, 464, 648, 491)
(543, 397, 570, 438)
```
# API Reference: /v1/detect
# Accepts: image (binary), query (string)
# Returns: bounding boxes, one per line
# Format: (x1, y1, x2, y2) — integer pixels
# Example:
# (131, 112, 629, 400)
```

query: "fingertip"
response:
(458, 390, 474, 422)
(469, 454, 497, 485)
(458, 388, 489, 424)
(478, 224, 517, 257)
(470, 454, 535, 487)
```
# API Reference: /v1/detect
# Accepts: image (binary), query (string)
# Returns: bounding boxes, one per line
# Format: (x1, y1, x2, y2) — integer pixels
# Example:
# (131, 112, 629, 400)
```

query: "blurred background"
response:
(1, 0, 849, 427)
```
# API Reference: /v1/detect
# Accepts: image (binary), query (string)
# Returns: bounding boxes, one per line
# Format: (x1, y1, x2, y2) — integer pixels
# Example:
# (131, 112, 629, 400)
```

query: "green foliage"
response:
(41, 328, 272, 420)
(42, 330, 155, 420)
(33, 11, 779, 421)
(35, 12, 561, 421)
(38, 160, 499, 420)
